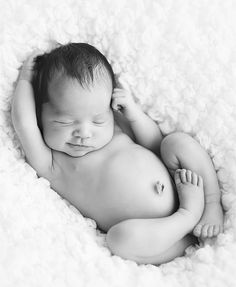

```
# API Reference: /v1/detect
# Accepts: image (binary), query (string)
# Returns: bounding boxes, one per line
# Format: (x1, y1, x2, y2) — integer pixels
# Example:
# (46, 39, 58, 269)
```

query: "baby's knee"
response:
(160, 132, 194, 169)
(106, 221, 140, 260)
(107, 222, 130, 257)
(161, 132, 193, 156)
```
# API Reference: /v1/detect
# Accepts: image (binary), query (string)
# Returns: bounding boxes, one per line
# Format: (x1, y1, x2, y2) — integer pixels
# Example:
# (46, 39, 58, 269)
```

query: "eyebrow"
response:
(53, 109, 70, 117)
(93, 110, 110, 117)
(51, 107, 110, 119)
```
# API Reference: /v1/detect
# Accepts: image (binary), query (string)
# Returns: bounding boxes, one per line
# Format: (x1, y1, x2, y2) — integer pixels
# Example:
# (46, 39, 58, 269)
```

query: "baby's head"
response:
(33, 43, 116, 157)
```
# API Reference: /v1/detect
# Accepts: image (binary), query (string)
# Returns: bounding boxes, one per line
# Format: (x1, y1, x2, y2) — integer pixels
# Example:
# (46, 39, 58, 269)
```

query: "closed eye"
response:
(54, 121, 72, 125)
(93, 121, 106, 125)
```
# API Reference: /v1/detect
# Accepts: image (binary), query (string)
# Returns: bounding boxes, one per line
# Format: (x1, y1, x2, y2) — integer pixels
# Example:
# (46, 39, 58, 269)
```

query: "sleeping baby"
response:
(11, 43, 224, 265)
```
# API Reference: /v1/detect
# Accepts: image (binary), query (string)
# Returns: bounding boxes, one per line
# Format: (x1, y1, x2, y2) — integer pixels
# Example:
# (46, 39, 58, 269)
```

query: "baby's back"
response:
(46, 130, 178, 232)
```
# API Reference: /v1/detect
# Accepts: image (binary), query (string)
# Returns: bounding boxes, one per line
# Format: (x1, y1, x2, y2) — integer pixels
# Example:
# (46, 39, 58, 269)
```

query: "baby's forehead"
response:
(49, 65, 112, 89)
(47, 101, 111, 120)
(46, 76, 112, 116)
(48, 72, 112, 99)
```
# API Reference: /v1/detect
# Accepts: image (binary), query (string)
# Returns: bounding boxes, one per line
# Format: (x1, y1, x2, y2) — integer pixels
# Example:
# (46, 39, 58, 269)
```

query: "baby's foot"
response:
(174, 169, 204, 227)
(193, 201, 224, 238)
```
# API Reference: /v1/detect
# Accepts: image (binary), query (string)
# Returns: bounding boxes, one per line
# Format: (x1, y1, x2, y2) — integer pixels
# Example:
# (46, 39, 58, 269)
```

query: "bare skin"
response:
(106, 169, 204, 265)
(45, 125, 178, 232)
(160, 133, 224, 239)
(11, 49, 224, 265)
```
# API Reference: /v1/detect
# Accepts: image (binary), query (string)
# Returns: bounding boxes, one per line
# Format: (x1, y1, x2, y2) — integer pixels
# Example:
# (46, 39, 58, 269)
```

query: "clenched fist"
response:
(111, 88, 141, 122)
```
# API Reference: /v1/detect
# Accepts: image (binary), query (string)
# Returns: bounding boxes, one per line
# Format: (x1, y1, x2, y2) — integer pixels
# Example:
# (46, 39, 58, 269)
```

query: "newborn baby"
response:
(11, 43, 223, 265)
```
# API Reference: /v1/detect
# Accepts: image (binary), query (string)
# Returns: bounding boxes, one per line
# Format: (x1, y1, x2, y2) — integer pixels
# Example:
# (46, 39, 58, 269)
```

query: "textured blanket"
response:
(1, 0, 236, 286)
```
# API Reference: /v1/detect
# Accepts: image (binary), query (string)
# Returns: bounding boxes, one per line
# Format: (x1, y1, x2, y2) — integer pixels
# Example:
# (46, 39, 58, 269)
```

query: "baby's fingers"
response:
(111, 96, 127, 112)
(117, 78, 129, 90)
(112, 88, 128, 98)
(19, 49, 44, 81)
(112, 89, 134, 103)
(23, 49, 44, 67)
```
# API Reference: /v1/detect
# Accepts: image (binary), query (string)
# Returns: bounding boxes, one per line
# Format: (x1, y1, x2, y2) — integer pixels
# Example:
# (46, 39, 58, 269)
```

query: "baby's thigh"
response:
(150, 234, 198, 265)
(107, 218, 197, 265)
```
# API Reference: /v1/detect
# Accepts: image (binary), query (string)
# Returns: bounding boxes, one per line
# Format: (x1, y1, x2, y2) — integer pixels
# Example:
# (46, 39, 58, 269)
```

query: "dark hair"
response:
(32, 43, 116, 131)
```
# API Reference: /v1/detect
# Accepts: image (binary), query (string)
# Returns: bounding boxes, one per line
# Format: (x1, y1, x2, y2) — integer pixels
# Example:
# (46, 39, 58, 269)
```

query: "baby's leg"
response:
(160, 132, 224, 238)
(106, 169, 204, 265)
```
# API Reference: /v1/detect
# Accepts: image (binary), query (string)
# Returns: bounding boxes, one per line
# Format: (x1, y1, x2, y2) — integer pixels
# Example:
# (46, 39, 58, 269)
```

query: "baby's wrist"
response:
(126, 105, 143, 123)
(18, 68, 32, 82)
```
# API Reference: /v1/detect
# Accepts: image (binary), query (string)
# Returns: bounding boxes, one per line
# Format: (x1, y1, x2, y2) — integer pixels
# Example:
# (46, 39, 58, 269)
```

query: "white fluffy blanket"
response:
(1, 0, 236, 286)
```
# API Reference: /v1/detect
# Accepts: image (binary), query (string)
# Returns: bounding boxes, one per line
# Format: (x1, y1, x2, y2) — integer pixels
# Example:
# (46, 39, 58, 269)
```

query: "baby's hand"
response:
(19, 49, 43, 82)
(111, 88, 141, 122)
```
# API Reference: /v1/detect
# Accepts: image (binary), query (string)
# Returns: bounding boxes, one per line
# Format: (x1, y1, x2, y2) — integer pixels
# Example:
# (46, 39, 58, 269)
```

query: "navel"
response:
(154, 181, 164, 195)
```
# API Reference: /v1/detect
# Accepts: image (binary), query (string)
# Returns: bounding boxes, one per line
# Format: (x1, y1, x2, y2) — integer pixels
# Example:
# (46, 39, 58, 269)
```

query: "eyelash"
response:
(55, 121, 72, 125)
(93, 121, 106, 125)
(54, 120, 106, 125)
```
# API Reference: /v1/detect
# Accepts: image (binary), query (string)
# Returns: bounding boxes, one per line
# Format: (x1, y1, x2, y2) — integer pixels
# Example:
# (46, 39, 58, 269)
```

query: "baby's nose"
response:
(72, 126, 92, 139)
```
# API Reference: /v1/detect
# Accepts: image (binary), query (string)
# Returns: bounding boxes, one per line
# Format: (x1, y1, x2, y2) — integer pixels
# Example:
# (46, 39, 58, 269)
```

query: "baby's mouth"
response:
(67, 143, 92, 149)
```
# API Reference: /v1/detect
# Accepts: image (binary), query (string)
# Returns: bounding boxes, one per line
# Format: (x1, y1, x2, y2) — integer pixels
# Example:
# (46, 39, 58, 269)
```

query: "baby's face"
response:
(41, 74, 114, 157)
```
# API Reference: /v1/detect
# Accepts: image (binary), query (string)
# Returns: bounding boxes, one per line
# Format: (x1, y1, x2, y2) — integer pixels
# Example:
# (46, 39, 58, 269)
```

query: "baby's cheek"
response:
(43, 127, 67, 149)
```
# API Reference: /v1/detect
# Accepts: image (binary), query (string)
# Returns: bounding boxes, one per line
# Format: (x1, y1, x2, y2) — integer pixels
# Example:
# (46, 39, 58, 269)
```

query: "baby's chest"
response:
(45, 147, 176, 231)
(50, 166, 100, 204)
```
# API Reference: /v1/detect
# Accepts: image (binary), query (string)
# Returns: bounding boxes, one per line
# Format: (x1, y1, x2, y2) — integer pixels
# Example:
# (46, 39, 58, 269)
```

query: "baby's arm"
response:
(11, 51, 52, 176)
(112, 88, 163, 155)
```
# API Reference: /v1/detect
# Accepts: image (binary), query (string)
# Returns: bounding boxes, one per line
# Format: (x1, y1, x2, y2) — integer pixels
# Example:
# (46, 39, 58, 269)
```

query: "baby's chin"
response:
(64, 144, 106, 158)
(65, 149, 94, 157)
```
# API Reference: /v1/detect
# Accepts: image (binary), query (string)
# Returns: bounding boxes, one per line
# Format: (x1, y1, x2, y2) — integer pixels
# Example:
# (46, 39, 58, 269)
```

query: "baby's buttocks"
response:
(93, 145, 178, 231)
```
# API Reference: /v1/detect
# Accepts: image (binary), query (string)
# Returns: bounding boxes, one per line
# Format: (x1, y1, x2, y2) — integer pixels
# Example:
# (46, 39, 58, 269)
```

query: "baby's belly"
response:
(91, 145, 178, 232)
